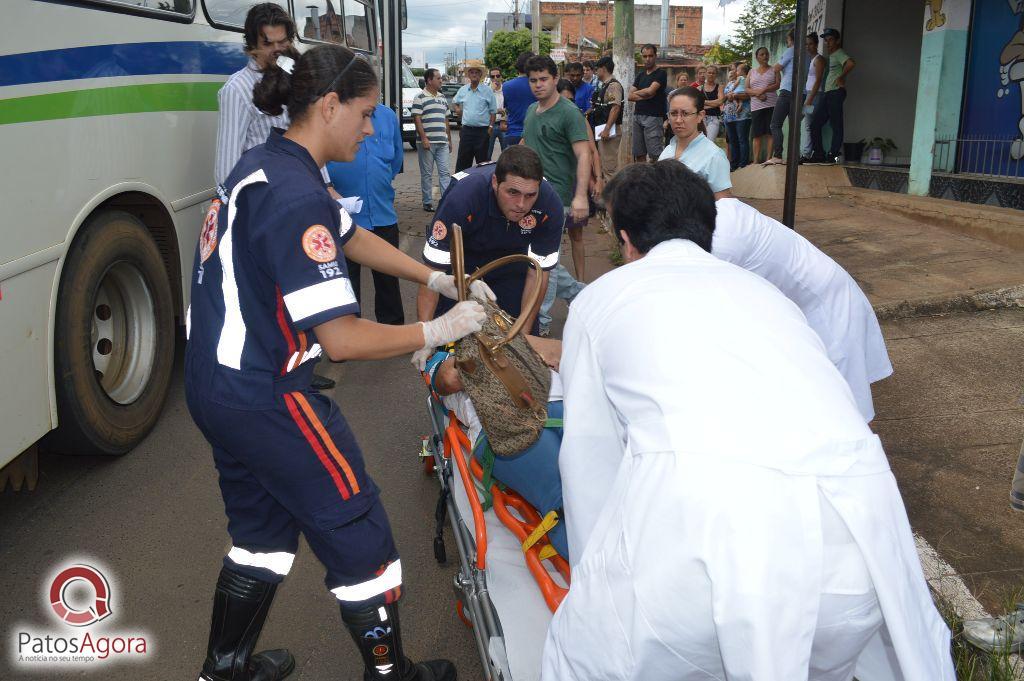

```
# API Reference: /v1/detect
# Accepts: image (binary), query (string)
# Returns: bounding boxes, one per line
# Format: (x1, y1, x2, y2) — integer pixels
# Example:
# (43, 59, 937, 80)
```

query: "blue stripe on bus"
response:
(0, 41, 249, 87)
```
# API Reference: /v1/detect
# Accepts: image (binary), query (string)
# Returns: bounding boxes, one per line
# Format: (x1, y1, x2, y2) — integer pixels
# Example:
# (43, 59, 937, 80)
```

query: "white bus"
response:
(0, 0, 405, 467)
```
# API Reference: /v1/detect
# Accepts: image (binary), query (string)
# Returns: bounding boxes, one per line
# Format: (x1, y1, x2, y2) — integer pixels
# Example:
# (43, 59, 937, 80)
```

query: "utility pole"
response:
(513, 0, 519, 30)
(613, 0, 634, 168)
(659, 0, 668, 51)
(782, 0, 809, 228)
(578, 9, 584, 58)
(531, 0, 540, 53)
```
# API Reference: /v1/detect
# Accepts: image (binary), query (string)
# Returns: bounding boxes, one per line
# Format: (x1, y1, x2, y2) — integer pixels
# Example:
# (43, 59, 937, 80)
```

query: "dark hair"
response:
(566, 62, 583, 74)
(488, 66, 502, 76)
(787, 28, 795, 41)
(595, 56, 614, 73)
(525, 55, 558, 78)
(254, 44, 377, 120)
(668, 85, 705, 112)
(755, 46, 769, 60)
(806, 31, 819, 42)
(244, 3, 296, 53)
(601, 161, 716, 253)
(515, 50, 535, 74)
(641, 43, 657, 55)
(557, 78, 576, 96)
(424, 68, 440, 82)
(583, 60, 595, 69)
(495, 145, 544, 183)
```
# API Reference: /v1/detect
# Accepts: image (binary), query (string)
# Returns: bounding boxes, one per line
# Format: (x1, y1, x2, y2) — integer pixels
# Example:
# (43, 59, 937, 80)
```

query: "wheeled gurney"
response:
(419, 376, 570, 681)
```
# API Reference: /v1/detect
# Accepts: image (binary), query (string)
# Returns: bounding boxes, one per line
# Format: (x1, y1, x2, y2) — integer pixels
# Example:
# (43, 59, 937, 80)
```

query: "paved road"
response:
(0, 139, 496, 680)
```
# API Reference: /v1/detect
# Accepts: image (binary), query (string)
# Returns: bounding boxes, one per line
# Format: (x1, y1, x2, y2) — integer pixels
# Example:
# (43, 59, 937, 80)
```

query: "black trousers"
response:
(456, 126, 490, 172)
(344, 224, 405, 325)
(810, 88, 847, 159)
(769, 89, 793, 159)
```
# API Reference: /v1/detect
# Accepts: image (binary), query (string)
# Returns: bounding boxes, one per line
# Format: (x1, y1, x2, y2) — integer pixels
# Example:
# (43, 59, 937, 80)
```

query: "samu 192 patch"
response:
(518, 214, 537, 230)
(431, 220, 447, 241)
(302, 224, 338, 263)
(199, 199, 221, 263)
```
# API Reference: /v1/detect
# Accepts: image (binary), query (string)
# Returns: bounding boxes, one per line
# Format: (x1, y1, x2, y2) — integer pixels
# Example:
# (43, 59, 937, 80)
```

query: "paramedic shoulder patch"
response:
(518, 214, 537, 230)
(302, 225, 337, 263)
(199, 199, 221, 263)
(431, 221, 447, 241)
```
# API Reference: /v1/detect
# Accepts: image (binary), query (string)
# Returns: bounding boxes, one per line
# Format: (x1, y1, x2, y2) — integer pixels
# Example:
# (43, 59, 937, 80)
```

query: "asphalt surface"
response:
(0, 137, 492, 680)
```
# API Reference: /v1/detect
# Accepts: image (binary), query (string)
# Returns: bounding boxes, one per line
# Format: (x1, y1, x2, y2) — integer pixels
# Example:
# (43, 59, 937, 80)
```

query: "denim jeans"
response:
(801, 100, 815, 158)
(538, 262, 585, 330)
(487, 127, 507, 160)
(810, 88, 847, 159)
(417, 141, 450, 206)
(769, 89, 792, 158)
(726, 118, 751, 170)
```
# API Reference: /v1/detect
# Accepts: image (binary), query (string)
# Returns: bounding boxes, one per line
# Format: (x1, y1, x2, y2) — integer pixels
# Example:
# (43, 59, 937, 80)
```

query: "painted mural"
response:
(960, 0, 1024, 177)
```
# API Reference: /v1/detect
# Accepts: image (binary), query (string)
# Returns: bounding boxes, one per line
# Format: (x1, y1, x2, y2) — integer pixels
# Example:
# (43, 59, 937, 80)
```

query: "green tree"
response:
(485, 29, 552, 79)
(720, 0, 795, 64)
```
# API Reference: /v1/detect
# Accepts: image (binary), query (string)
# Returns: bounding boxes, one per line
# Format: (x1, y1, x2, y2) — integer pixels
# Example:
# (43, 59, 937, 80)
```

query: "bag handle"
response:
(450, 224, 545, 350)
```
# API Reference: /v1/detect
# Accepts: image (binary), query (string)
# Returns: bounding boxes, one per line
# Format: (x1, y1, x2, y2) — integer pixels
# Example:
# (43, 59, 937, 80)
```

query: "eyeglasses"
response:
(668, 110, 701, 120)
(490, 74, 502, 79)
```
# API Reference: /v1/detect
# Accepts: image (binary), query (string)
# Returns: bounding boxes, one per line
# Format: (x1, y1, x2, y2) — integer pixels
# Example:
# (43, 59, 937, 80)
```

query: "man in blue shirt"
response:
(766, 29, 796, 166)
(453, 60, 497, 172)
(566, 62, 594, 115)
(502, 51, 536, 146)
(417, 146, 563, 335)
(327, 104, 406, 324)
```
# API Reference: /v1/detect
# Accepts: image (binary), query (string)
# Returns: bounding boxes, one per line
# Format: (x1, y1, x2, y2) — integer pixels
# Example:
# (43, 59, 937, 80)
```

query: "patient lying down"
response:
(425, 336, 568, 558)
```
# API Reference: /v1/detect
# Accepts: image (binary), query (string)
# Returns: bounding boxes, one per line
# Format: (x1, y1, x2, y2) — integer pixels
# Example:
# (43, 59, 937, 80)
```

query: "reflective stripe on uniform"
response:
(330, 560, 403, 602)
(217, 169, 268, 369)
(226, 546, 296, 575)
(423, 242, 451, 266)
(285, 343, 324, 372)
(283, 277, 358, 323)
(528, 244, 559, 269)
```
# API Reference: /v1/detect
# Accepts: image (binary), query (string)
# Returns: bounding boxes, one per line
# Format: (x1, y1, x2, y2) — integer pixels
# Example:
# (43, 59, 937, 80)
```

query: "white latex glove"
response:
(413, 301, 487, 370)
(426, 270, 497, 302)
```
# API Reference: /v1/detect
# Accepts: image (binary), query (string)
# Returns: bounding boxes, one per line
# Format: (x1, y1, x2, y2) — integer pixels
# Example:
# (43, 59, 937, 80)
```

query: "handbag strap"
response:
(449, 224, 545, 351)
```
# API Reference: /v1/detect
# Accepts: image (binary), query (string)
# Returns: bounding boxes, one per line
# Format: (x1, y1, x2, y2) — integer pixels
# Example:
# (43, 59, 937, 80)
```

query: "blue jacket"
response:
(326, 104, 404, 229)
(502, 75, 535, 138)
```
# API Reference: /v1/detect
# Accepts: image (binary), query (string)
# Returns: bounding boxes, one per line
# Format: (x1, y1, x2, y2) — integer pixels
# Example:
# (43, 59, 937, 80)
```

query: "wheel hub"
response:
(90, 262, 157, 405)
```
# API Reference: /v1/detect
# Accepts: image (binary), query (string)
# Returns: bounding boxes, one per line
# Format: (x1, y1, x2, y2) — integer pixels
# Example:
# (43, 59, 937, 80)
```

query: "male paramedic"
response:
(416, 145, 563, 336)
(189, 44, 492, 681)
(540, 160, 955, 681)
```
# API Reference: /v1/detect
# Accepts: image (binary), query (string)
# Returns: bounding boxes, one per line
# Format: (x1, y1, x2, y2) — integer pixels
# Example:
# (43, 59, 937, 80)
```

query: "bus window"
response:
(83, 0, 193, 15)
(296, 1, 345, 44)
(203, 0, 287, 29)
(344, 0, 373, 52)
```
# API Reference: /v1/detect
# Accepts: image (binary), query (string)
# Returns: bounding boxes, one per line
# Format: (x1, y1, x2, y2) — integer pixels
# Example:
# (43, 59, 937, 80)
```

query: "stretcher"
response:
(419, 376, 570, 681)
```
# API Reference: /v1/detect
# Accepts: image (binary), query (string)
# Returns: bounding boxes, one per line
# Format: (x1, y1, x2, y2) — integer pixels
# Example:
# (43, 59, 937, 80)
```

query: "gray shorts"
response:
(633, 114, 665, 159)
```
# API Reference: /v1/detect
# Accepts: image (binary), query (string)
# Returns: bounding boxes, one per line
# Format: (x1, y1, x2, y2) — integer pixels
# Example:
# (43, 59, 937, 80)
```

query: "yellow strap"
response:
(522, 510, 559, 553)
(538, 545, 559, 561)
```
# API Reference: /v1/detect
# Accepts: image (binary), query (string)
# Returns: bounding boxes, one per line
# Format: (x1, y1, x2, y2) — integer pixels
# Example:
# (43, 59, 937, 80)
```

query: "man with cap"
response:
(808, 28, 856, 165)
(453, 60, 498, 172)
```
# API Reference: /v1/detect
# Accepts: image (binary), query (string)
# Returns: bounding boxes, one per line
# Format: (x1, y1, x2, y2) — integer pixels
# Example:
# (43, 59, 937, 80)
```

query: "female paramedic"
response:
(186, 44, 489, 681)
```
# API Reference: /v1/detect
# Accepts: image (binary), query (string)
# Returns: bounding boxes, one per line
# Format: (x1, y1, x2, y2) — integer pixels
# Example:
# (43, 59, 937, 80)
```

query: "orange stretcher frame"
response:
(422, 373, 570, 613)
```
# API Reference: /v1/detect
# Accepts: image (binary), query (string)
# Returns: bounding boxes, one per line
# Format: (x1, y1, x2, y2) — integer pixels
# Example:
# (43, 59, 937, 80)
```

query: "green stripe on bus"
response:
(0, 82, 223, 125)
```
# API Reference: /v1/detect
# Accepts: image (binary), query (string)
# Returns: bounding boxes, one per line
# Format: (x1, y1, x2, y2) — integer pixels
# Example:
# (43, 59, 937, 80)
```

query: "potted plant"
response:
(860, 137, 897, 165)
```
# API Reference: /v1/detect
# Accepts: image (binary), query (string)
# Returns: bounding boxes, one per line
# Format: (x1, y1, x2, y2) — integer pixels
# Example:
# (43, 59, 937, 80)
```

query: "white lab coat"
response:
(541, 239, 953, 681)
(712, 199, 892, 421)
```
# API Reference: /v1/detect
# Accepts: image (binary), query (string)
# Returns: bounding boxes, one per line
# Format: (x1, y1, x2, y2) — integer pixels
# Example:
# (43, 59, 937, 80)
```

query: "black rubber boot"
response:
(341, 601, 457, 681)
(199, 566, 295, 681)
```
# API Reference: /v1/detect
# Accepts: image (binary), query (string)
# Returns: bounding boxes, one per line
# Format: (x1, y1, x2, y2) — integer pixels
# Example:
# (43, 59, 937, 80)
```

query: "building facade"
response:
(537, 1, 703, 56)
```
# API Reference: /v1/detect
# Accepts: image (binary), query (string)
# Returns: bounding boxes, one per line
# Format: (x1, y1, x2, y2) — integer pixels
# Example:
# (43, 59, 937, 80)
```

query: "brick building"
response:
(538, 1, 702, 56)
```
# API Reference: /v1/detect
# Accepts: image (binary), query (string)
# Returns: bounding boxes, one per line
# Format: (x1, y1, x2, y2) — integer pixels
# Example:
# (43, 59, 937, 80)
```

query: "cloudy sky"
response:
(402, 0, 744, 67)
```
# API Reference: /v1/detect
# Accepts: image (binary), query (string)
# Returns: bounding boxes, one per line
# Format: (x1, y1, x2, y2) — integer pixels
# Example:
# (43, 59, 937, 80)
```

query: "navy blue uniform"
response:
(185, 130, 401, 608)
(422, 163, 563, 320)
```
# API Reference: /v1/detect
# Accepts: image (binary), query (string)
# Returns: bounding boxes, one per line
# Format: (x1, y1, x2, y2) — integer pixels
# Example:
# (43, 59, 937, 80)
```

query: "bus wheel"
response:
(45, 210, 175, 456)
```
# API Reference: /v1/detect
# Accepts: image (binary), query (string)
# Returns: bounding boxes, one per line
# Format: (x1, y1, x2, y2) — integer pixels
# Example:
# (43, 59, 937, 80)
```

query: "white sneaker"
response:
(963, 606, 1024, 653)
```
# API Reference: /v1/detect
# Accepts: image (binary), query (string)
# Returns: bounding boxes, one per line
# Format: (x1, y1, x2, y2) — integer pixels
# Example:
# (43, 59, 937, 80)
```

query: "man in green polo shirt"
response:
(522, 54, 591, 336)
(808, 27, 856, 165)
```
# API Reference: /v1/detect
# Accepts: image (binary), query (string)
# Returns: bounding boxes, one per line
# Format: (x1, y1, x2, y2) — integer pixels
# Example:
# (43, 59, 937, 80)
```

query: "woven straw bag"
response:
(450, 224, 551, 457)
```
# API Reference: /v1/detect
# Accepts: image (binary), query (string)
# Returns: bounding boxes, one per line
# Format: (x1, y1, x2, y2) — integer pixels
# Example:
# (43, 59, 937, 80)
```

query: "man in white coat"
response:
(540, 161, 954, 681)
(711, 199, 891, 422)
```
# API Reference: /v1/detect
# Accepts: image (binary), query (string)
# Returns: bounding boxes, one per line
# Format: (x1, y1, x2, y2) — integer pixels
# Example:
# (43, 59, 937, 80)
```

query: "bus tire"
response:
(44, 210, 176, 456)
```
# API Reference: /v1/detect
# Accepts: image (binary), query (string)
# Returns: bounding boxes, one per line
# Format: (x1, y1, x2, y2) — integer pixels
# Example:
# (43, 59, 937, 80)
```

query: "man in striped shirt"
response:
(213, 3, 337, 391)
(411, 68, 452, 211)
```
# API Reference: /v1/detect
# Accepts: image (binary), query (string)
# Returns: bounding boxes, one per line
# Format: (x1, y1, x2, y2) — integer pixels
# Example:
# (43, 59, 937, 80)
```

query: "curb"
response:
(874, 285, 1024, 321)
